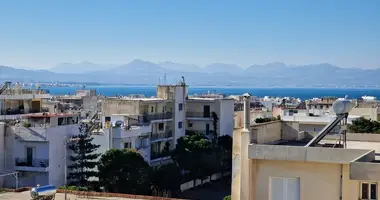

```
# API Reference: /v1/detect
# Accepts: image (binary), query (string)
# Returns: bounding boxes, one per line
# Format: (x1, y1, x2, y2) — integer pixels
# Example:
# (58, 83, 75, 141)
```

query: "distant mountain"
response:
(204, 63, 244, 74)
(1, 60, 380, 87)
(50, 61, 115, 74)
(159, 61, 201, 72)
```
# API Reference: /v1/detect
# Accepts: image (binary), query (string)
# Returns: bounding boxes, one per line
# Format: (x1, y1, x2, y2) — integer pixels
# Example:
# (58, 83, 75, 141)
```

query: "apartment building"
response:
(0, 113, 81, 188)
(0, 83, 52, 119)
(100, 84, 234, 165)
(232, 98, 380, 200)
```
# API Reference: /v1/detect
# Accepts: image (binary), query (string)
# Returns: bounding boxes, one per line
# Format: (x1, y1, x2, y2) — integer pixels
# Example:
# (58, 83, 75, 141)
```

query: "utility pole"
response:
(64, 136, 67, 200)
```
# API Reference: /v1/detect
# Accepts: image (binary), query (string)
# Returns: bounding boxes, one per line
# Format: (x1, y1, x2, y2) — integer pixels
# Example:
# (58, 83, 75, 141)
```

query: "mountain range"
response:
(1, 59, 380, 87)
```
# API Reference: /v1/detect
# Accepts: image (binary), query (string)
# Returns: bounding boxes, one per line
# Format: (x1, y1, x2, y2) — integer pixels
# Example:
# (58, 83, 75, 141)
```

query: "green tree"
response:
(68, 123, 100, 187)
(150, 163, 181, 197)
(211, 111, 219, 141)
(217, 135, 233, 176)
(348, 117, 380, 133)
(172, 133, 213, 184)
(224, 195, 231, 200)
(98, 149, 150, 194)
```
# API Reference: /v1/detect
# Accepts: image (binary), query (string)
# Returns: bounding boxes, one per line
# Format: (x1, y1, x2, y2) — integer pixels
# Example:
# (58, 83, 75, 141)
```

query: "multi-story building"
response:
(232, 97, 380, 200)
(100, 84, 234, 165)
(0, 83, 52, 119)
(0, 113, 81, 188)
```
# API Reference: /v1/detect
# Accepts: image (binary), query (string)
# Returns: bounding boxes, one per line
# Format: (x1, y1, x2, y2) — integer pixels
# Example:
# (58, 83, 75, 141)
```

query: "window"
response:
(26, 147, 34, 165)
(158, 123, 164, 131)
(179, 103, 183, 111)
(151, 106, 154, 112)
(361, 182, 377, 200)
(124, 142, 131, 149)
(178, 121, 183, 129)
(162, 106, 166, 112)
(270, 177, 300, 200)
(188, 123, 193, 128)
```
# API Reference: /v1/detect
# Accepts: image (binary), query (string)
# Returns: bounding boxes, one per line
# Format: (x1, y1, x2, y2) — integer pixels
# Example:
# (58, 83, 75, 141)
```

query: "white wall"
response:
(174, 86, 186, 143)
(219, 99, 234, 136)
(47, 124, 80, 187)
(0, 122, 5, 186)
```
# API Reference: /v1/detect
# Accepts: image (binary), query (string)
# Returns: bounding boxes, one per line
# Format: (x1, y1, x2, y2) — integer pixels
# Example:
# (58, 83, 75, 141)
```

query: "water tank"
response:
(332, 99, 353, 114)
(30, 185, 56, 200)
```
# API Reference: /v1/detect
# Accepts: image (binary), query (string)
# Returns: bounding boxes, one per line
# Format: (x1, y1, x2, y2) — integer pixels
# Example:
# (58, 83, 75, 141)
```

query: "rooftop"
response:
(23, 112, 79, 118)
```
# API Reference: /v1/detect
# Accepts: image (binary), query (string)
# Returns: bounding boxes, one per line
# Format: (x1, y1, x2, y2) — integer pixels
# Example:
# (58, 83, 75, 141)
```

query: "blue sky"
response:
(0, 0, 379, 69)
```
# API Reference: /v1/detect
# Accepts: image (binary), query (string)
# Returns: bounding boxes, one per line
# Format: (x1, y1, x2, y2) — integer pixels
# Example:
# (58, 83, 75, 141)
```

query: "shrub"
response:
(255, 117, 278, 123)
(224, 195, 231, 200)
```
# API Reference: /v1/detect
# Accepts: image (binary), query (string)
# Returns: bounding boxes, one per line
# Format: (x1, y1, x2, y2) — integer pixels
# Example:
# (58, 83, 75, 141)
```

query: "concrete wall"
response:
(325, 133, 380, 142)
(47, 124, 80, 187)
(249, 144, 371, 164)
(0, 122, 5, 186)
(101, 99, 140, 117)
(251, 160, 362, 200)
(173, 86, 186, 143)
(250, 121, 281, 144)
(219, 99, 234, 136)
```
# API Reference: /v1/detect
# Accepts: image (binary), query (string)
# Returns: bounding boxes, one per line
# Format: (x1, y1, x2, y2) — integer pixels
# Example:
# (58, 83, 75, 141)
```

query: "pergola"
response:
(0, 170, 18, 189)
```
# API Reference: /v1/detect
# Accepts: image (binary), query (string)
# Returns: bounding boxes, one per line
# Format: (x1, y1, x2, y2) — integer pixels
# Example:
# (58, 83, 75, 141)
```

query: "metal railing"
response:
(186, 112, 212, 118)
(15, 158, 49, 168)
(151, 131, 173, 141)
(141, 112, 173, 122)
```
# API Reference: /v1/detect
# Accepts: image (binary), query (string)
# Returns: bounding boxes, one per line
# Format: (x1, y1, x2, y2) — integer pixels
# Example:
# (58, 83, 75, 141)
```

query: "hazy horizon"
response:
(0, 0, 379, 69)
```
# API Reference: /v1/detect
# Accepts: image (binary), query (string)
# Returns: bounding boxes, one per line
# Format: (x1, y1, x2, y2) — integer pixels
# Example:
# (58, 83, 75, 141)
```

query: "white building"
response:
(0, 113, 81, 188)
(99, 84, 234, 165)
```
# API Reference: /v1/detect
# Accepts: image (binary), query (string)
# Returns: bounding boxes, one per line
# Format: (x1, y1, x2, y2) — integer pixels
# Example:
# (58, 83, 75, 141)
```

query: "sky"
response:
(0, 0, 379, 69)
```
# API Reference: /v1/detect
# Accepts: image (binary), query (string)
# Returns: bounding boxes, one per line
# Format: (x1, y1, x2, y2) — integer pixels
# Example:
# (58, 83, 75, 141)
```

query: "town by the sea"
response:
(41, 85, 380, 100)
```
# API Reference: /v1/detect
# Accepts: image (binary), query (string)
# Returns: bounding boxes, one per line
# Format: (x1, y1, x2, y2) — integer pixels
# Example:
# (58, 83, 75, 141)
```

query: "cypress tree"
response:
(68, 123, 100, 187)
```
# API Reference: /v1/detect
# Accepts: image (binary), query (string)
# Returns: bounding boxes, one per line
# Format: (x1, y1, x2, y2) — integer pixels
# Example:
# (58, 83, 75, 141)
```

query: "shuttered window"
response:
(270, 177, 300, 200)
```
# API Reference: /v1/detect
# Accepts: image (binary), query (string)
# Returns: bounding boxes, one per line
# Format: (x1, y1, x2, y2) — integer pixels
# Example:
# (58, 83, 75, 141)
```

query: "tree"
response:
(68, 123, 100, 187)
(348, 117, 380, 133)
(211, 111, 219, 141)
(217, 135, 233, 176)
(171, 133, 213, 184)
(98, 149, 150, 194)
(150, 163, 181, 197)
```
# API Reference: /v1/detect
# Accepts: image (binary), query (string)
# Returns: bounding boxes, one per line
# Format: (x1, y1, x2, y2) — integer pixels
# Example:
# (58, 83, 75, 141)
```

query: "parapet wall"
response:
(250, 121, 281, 144)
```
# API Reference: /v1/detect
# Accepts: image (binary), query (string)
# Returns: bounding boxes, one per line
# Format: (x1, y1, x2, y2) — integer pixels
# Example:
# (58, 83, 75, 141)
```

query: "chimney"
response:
(243, 93, 251, 130)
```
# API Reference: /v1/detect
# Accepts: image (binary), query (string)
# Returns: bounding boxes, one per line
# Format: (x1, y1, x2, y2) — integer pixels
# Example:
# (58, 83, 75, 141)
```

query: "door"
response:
(206, 124, 210, 135)
(203, 105, 210, 117)
(26, 147, 33, 166)
(270, 177, 300, 200)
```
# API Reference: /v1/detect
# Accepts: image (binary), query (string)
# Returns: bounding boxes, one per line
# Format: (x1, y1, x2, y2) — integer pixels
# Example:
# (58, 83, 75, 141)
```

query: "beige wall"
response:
(186, 120, 214, 133)
(251, 160, 363, 200)
(186, 101, 216, 113)
(250, 121, 281, 144)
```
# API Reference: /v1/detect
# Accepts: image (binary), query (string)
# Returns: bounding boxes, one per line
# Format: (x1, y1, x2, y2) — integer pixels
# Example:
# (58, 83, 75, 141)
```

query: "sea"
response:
(40, 85, 380, 100)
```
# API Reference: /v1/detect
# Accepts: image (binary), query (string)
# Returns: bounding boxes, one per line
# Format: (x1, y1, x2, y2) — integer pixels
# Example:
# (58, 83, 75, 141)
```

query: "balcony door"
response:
(26, 147, 34, 166)
(203, 105, 210, 117)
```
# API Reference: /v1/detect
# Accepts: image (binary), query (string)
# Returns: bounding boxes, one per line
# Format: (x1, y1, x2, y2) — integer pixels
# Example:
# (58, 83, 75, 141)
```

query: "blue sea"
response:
(40, 85, 380, 100)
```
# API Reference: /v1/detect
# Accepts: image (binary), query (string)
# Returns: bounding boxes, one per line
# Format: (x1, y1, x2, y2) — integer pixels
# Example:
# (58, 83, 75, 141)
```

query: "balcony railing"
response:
(186, 112, 212, 118)
(0, 109, 40, 115)
(151, 131, 173, 141)
(151, 151, 171, 160)
(15, 158, 49, 168)
(141, 112, 173, 122)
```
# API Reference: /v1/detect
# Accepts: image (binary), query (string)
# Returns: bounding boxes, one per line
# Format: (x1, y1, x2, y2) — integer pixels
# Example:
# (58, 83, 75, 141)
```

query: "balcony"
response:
(0, 108, 40, 115)
(150, 131, 173, 142)
(15, 158, 49, 172)
(141, 112, 173, 122)
(118, 124, 152, 138)
(186, 112, 213, 120)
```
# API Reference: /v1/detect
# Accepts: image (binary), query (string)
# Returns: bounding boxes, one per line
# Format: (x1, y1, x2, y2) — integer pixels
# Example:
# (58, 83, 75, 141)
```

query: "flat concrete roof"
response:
(249, 143, 372, 164)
